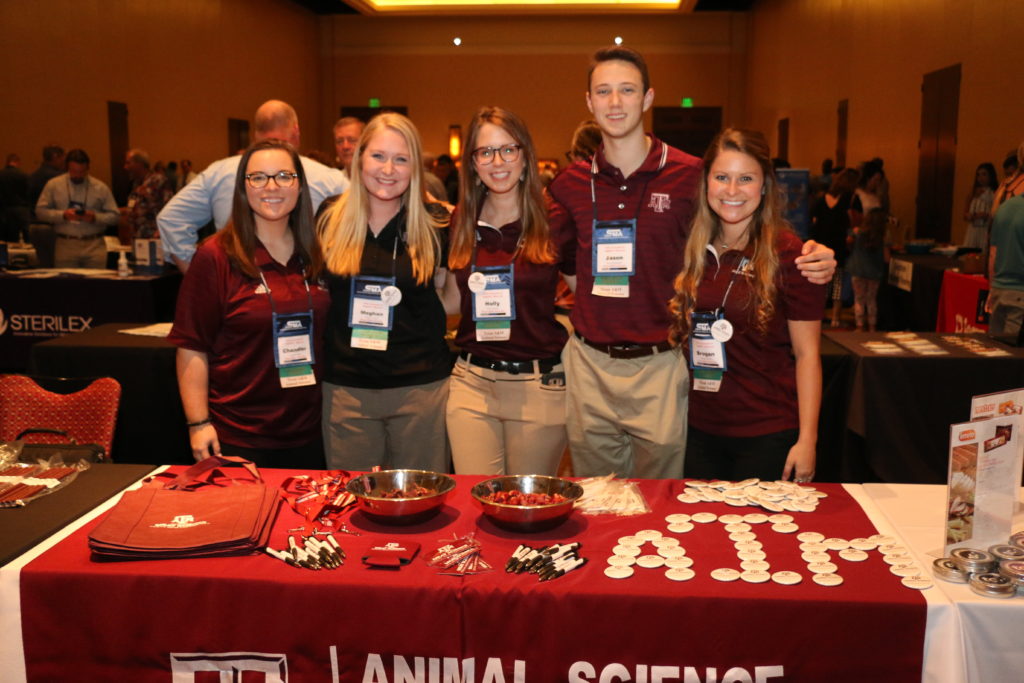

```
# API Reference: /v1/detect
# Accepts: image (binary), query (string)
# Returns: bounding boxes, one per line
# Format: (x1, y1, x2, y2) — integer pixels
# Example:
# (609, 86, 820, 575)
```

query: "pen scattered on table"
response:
(505, 542, 586, 582)
(264, 533, 346, 571)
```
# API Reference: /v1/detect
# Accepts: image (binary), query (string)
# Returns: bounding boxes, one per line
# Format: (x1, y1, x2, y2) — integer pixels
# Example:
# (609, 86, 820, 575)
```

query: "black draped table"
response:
(823, 330, 1024, 483)
(29, 323, 191, 465)
(0, 463, 154, 566)
(879, 254, 959, 332)
(0, 269, 180, 371)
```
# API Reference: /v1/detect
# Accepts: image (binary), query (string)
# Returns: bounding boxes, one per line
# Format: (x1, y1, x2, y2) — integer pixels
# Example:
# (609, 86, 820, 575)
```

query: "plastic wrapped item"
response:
(427, 533, 492, 576)
(574, 474, 651, 516)
(0, 441, 25, 466)
(0, 455, 88, 508)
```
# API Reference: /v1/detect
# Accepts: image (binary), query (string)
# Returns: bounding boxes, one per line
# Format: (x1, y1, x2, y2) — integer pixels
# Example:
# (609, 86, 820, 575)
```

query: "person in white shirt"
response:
(158, 100, 348, 273)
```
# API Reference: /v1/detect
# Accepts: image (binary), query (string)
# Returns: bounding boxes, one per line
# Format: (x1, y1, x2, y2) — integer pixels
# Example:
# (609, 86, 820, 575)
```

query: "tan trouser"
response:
(446, 357, 567, 475)
(322, 378, 450, 472)
(54, 234, 107, 268)
(563, 335, 688, 479)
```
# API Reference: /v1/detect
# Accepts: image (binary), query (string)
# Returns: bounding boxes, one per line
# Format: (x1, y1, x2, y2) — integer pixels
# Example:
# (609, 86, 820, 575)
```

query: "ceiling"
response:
(290, 0, 754, 15)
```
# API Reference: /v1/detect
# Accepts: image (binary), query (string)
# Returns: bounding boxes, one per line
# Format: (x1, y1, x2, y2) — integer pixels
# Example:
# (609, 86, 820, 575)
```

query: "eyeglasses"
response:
(245, 171, 299, 189)
(472, 144, 521, 165)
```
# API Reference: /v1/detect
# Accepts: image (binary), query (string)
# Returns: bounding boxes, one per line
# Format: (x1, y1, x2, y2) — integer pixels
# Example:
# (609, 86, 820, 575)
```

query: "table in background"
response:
(936, 270, 989, 333)
(2, 472, 931, 682)
(825, 330, 1024, 483)
(880, 254, 959, 331)
(29, 323, 190, 465)
(817, 333, 856, 482)
(0, 463, 154, 566)
(0, 269, 180, 371)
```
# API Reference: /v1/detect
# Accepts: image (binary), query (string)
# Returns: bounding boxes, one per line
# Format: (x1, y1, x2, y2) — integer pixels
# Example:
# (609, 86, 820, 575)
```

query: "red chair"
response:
(0, 374, 121, 461)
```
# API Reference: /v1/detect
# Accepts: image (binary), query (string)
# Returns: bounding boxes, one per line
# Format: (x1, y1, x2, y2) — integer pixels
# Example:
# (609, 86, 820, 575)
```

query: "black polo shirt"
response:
(323, 203, 453, 389)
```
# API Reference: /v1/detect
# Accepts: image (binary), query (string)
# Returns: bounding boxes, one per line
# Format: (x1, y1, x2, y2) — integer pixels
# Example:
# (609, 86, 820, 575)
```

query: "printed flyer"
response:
(945, 407, 1024, 554)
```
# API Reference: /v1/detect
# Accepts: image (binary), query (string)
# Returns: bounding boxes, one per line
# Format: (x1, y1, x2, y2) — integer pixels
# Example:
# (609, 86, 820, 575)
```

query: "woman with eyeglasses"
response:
(318, 112, 452, 472)
(440, 106, 575, 475)
(169, 139, 329, 466)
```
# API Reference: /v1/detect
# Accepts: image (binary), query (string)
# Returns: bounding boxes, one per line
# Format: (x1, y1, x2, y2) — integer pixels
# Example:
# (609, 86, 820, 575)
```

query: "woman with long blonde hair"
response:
(318, 112, 451, 472)
(670, 128, 823, 483)
(440, 106, 575, 475)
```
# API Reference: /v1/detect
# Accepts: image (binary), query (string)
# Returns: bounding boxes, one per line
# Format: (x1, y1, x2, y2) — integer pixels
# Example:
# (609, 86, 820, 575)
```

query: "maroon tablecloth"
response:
(19, 471, 926, 681)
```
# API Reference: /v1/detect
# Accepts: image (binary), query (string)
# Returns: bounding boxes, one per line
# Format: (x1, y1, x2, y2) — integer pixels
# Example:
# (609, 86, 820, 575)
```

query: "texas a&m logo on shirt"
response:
(648, 192, 671, 213)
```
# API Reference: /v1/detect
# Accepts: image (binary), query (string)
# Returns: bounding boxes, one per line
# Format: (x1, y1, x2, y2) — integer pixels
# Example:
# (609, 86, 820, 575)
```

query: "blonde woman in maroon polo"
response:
(671, 129, 823, 483)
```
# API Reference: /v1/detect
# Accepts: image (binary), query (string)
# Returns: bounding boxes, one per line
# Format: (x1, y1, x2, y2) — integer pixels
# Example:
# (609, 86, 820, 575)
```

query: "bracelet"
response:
(186, 418, 212, 429)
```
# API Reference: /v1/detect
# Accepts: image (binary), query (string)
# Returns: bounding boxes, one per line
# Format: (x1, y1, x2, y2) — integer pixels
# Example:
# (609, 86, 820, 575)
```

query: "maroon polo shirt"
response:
(687, 230, 825, 437)
(451, 212, 574, 361)
(548, 136, 702, 345)
(169, 237, 330, 449)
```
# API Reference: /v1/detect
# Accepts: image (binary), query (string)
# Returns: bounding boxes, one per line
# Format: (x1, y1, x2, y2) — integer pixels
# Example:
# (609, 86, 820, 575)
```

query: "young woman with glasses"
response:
(318, 112, 452, 472)
(440, 106, 576, 475)
(169, 139, 330, 467)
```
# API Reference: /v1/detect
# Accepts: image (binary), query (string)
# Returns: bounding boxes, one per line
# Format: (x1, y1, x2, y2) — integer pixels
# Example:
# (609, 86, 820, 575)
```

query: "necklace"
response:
(717, 231, 749, 252)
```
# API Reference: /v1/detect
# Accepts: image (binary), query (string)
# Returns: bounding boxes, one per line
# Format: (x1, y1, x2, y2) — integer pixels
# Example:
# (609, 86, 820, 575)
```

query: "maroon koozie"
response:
(362, 540, 421, 568)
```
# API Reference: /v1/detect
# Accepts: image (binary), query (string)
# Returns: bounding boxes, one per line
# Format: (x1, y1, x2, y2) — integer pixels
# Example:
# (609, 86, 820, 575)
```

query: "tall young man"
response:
(548, 46, 835, 479)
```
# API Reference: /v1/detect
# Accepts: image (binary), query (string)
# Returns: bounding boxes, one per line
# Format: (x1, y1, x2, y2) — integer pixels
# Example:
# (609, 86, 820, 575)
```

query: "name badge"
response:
(689, 310, 727, 392)
(350, 275, 396, 351)
(592, 219, 636, 298)
(472, 264, 515, 342)
(272, 311, 315, 388)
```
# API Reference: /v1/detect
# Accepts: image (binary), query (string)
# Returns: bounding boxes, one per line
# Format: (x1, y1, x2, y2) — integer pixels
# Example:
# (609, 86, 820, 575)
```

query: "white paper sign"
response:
(944, 415, 1024, 554)
(887, 258, 913, 292)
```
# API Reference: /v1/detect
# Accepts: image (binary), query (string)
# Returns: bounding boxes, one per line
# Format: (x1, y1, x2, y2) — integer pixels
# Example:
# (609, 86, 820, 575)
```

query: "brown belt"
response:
(575, 331, 673, 359)
(56, 232, 104, 241)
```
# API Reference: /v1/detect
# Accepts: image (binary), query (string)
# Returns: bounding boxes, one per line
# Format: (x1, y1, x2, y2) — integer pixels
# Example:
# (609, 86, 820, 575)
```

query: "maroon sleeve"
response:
(778, 231, 826, 322)
(167, 241, 227, 352)
(547, 176, 578, 276)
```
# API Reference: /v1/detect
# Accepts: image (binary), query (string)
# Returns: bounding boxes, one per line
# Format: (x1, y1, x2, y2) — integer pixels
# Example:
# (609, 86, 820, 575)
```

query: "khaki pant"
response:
(54, 234, 107, 268)
(322, 378, 450, 472)
(446, 357, 567, 475)
(988, 287, 1024, 336)
(563, 335, 688, 479)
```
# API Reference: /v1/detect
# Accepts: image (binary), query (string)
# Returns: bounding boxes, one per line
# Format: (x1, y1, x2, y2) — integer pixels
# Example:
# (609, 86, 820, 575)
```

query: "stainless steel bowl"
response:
(346, 470, 456, 524)
(470, 475, 583, 532)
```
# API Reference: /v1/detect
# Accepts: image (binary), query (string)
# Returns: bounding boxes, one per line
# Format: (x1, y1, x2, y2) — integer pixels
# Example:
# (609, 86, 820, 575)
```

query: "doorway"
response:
(915, 64, 961, 242)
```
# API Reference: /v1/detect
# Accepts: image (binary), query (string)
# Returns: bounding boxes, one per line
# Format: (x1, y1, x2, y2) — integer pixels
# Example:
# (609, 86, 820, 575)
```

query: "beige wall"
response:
(4, 0, 1018, 240)
(320, 13, 747, 164)
(0, 0, 320, 187)
(745, 0, 1024, 242)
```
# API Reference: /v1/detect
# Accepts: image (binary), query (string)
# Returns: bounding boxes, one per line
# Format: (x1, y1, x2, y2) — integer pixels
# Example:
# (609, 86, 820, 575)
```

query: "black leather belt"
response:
(56, 232, 104, 241)
(575, 331, 672, 359)
(459, 351, 561, 375)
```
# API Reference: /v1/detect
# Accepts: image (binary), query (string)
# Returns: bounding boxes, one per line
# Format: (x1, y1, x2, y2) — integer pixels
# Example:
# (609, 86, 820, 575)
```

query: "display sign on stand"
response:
(888, 257, 913, 292)
(776, 168, 810, 239)
(133, 238, 164, 275)
(943, 388, 1024, 554)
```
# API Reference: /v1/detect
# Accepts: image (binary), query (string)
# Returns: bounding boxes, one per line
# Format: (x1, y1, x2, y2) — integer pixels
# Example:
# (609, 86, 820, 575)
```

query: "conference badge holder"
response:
(469, 264, 515, 341)
(272, 311, 316, 387)
(349, 275, 398, 351)
(591, 219, 635, 298)
(689, 310, 728, 393)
